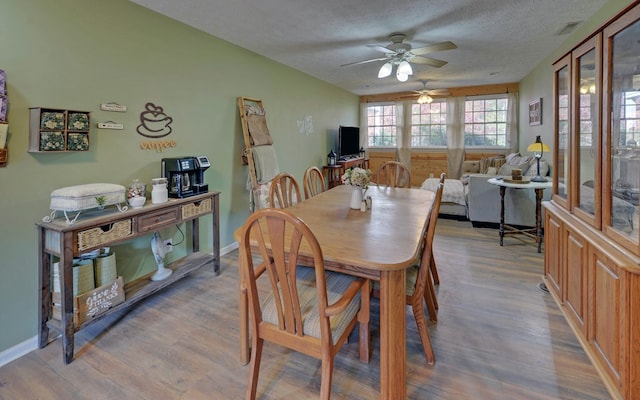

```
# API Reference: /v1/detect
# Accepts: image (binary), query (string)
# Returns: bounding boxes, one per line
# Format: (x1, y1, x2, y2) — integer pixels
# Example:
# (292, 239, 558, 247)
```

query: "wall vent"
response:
(555, 21, 582, 36)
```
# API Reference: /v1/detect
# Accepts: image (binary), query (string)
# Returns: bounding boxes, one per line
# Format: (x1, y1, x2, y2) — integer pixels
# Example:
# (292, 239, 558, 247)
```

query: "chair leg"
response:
(424, 271, 438, 322)
(358, 280, 371, 363)
(320, 356, 334, 400)
(430, 254, 440, 285)
(246, 337, 264, 400)
(411, 298, 435, 365)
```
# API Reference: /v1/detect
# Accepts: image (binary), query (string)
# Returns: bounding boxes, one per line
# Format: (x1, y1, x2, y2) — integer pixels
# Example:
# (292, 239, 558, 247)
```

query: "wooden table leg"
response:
(61, 232, 75, 364)
(38, 228, 50, 349)
(535, 188, 543, 253)
(212, 194, 220, 274)
(379, 269, 406, 400)
(499, 186, 506, 246)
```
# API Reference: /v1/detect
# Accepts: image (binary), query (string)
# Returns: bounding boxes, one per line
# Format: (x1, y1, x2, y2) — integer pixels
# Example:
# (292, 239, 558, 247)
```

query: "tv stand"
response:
(323, 157, 369, 188)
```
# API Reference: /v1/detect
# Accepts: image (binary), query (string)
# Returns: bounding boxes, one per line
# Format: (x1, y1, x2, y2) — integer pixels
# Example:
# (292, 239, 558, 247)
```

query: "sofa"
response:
(461, 153, 552, 227)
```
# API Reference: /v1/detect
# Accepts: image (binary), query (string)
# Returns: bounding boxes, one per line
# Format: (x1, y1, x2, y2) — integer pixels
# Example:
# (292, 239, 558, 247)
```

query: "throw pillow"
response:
(479, 156, 506, 174)
(505, 152, 521, 164)
(486, 166, 498, 175)
(525, 158, 550, 178)
(479, 158, 491, 174)
(505, 154, 534, 174)
(498, 164, 521, 177)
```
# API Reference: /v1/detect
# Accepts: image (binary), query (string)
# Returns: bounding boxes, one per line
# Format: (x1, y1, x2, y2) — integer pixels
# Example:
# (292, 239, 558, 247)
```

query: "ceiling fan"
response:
(400, 80, 451, 103)
(341, 33, 457, 82)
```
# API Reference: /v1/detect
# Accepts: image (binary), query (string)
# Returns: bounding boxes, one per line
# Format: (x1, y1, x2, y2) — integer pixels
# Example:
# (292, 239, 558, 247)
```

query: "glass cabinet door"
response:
(603, 8, 640, 250)
(573, 36, 601, 228)
(553, 54, 571, 209)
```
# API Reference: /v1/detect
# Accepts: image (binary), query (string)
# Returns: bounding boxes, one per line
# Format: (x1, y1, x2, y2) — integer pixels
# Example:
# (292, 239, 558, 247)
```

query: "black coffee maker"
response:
(161, 156, 210, 198)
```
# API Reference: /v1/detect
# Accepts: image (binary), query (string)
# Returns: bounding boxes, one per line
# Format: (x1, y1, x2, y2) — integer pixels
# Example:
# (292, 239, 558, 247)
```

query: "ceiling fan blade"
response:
(366, 44, 396, 54)
(340, 57, 388, 67)
(427, 89, 451, 95)
(411, 41, 457, 56)
(410, 56, 448, 68)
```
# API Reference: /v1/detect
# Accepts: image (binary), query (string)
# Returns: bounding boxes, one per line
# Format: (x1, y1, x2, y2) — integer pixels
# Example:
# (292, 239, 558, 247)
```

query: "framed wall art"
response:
(529, 98, 542, 126)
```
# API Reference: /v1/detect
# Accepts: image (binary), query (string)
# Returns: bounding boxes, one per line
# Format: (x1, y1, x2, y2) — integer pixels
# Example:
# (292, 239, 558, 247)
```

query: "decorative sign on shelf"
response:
(97, 121, 124, 130)
(100, 102, 127, 113)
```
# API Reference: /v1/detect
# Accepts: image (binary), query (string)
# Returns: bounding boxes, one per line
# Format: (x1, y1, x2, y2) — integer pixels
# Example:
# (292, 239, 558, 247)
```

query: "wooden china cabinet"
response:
(543, 2, 640, 399)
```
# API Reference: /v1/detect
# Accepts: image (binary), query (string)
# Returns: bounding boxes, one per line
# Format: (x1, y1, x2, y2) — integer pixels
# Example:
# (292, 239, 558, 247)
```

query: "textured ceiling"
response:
(129, 0, 610, 96)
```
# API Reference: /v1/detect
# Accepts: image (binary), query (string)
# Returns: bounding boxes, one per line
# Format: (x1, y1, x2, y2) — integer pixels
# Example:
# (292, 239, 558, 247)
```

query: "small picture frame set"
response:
(529, 98, 542, 126)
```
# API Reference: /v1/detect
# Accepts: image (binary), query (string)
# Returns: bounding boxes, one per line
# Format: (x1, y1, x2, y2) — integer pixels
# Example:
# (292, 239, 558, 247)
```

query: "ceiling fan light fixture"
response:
(378, 62, 392, 78)
(397, 61, 413, 76)
(396, 71, 409, 82)
(417, 94, 433, 104)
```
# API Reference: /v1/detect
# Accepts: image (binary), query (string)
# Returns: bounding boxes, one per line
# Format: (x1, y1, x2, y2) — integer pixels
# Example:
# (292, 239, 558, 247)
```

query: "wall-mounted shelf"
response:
(29, 107, 91, 153)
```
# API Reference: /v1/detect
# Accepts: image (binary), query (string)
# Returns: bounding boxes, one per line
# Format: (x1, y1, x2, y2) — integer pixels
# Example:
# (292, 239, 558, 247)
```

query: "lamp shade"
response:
(378, 62, 392, 78)
(397, 61, 413, 76)
(527, 138, 550, 153)
(396, 71, 409, 82)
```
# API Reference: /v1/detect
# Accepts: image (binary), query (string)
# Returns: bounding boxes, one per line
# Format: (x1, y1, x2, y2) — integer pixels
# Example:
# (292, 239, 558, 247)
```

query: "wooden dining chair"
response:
(372, 181, 443, 365)
(430, 172, 446, 285)
(303, 166, 326, 199)
(376, 161, 411, 188)
(268, 172, 301, 208)
(238, 208, 370, 400)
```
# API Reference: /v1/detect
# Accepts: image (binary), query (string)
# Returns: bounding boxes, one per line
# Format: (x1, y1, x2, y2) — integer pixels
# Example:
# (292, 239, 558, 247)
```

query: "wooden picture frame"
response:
(529, 98, 542, 126)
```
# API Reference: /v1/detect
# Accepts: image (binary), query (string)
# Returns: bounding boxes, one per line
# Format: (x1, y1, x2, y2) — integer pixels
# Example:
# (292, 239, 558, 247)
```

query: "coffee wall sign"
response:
(137, 102, 177, 152)
(137, 102, 173, 138)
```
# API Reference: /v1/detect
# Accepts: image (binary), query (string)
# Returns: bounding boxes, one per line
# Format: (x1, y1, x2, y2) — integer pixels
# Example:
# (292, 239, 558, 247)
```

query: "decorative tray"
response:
(503, 178, 530, 184)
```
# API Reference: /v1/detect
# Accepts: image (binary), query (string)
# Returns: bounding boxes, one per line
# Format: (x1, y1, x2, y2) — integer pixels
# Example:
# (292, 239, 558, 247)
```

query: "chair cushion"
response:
(261, 266, 361, 345)
(373, 264, 419, 297)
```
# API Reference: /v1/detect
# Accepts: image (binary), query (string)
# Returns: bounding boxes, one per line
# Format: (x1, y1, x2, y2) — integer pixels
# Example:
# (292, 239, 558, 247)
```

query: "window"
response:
(366, 95, 512, 149)
(366, 104, 396, 147)
(578, 93, 595, 147)
(464, 97, 508, 147)
(411, 102, 447, 147)
(619, 92, 640, 146)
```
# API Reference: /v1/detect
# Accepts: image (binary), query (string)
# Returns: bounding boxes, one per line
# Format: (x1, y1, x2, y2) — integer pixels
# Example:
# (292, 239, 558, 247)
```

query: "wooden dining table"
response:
(234, 184, 435, 399)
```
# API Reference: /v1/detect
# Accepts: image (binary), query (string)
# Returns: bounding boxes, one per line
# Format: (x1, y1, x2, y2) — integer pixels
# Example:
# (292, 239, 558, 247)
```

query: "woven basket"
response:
(77, 220, 133, 251)
(181, 198, 211, 219)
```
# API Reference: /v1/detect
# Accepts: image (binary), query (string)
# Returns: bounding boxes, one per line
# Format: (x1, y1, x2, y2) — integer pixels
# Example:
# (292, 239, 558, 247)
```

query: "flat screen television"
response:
(338, 126, 360, 160)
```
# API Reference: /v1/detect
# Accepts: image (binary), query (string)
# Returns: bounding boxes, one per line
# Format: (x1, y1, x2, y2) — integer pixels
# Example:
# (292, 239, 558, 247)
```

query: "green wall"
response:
(0, 0, 358, 355)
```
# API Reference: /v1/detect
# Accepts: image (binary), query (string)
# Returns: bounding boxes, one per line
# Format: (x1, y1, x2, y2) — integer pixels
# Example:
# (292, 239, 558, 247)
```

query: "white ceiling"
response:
(129, 0, 610, 96)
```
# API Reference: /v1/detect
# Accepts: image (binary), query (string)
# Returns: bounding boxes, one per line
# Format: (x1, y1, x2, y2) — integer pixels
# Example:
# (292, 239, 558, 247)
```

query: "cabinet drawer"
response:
(181, 198, 211, 220)
(77, 219, 133, 252)
(138, 208, 180, 232)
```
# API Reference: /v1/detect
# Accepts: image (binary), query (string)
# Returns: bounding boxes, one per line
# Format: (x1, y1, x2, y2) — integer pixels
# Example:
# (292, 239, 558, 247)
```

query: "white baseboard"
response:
(220, 241, 238, 255)
(0, 242, 239, 367)
(0, 336, 38, 368)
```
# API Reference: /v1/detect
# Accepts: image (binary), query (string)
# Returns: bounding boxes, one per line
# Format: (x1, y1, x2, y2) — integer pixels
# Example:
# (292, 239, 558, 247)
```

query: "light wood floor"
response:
(0, 219, 611, 399)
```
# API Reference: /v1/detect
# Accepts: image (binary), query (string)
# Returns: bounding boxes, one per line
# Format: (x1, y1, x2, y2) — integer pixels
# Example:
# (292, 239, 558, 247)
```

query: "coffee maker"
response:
(161, 156, 210, 198)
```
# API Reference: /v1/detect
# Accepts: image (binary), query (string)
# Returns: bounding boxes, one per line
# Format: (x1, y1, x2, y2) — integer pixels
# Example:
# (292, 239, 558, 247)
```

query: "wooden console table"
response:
(323, 157, 369, 188)
(36, 192, 220, 364)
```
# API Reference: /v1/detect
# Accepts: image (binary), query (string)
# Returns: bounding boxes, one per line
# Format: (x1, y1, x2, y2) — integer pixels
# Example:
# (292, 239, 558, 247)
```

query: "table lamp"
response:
(527, 135, 550, 182)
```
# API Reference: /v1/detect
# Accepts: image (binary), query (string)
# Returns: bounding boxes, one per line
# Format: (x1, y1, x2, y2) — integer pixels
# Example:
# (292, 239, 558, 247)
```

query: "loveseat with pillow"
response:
(463, 153, 552, 227)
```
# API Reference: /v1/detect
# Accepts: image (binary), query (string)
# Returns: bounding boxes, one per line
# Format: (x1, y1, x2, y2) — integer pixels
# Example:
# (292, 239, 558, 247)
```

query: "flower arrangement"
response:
(342, 167, 372, 189)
